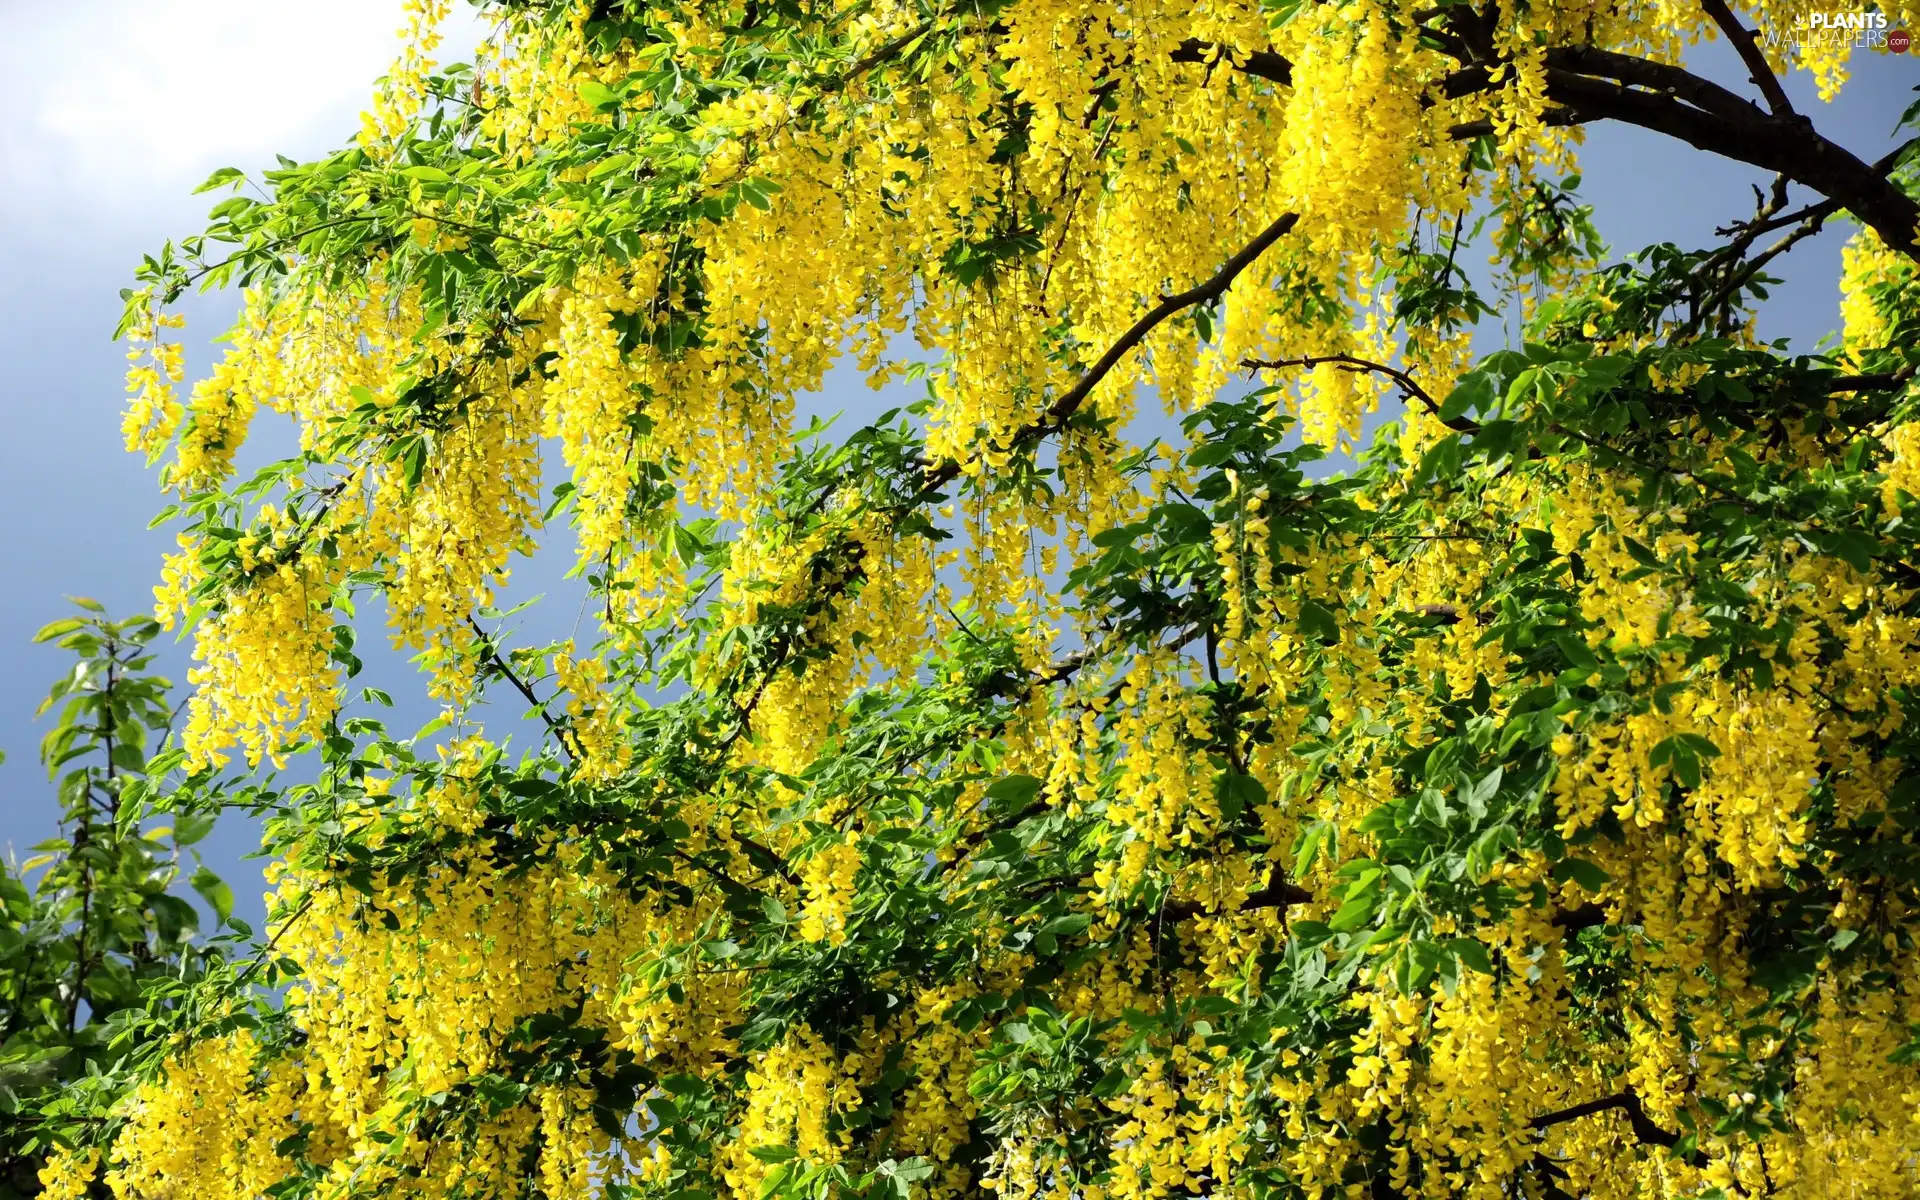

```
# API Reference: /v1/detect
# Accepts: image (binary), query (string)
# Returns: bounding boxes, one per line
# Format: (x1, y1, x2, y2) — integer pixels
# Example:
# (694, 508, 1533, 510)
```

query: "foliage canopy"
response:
(0, 611, 227, 1199)
(20, 1, 1920, 1198)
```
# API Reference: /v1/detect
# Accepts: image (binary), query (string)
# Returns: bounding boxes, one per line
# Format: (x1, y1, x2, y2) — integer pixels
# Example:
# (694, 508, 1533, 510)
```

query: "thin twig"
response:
(466, 614, 578, 760)
(1242, 353, 1480, 434)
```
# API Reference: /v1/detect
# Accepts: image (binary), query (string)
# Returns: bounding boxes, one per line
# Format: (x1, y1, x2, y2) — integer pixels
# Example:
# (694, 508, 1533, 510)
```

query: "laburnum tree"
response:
(22, 0, 1920, 1197)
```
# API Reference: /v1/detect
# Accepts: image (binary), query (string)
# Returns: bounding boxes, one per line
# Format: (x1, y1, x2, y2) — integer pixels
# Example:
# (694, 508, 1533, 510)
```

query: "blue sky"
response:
(0, 2, 1912, 927)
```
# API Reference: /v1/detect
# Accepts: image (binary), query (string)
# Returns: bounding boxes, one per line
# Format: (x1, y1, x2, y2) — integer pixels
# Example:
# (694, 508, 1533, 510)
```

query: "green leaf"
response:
(1817, 529, 1880, 574)
(1292, 819, 1334, 879)
(400, 437, 428, 491)
(475, 1073, 532, 1114)
(1551, 858, 1611, 893)
(1649, 736, 1704, 788)
(578, 81, 620, 110)
(1214, 770, 1265, 820)
(32, 618, 86, 644)
(1298, 599, 1339, 644)
(588, 153, 636, 179)
(1038, 913, 1091, 937)
(1328, 891, 1376, 932)
(191, 866, 235, 924)
(193, 166, 245, 193)
(1447, 937, 1493, 976)
(1439, 371, 1493, 422)
(984, 773, 1042, 811)
(173, 812, 217, 846)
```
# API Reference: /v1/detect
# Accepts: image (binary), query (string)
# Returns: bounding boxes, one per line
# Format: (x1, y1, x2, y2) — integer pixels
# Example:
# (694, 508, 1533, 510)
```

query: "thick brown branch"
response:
(1181, 23, 1912, 259)
(1530, 1089, 1680, 1150)
(1162, 864, 1312, 923)
(1552, 902, 1608, 933)
(1550, 45, 1766, 123)
(1445, 108, 1590, 140)
(1171, 39, 1292, 86)
(1827, 366, 1917, 393)
(1529, 53, 1919, 258)
(1424, 31, 1918, 258)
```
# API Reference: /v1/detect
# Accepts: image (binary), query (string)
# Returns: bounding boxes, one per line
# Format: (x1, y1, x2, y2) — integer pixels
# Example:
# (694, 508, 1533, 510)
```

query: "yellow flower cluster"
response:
(35, 1147, 99, 1200)
(552, 642, 632, 782)
(170, 506, 350, 769)
(121, 298, 186, 461)
(107, 1032, 299, 1200)
(797, 835, 862, 945)
(359, 0, 455, 153)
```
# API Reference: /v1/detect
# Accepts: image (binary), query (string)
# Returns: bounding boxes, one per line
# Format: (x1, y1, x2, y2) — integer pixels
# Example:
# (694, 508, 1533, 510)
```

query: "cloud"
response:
(0, 0, 486, 223)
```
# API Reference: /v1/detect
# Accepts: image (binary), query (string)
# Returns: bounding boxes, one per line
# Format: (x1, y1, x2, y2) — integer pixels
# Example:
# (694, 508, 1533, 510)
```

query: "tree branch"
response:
(1162, 863, 1312, 923)
(1445, 108, 1590, 140)
(836, 22, 930, 88)
(1689, 190, 1834, 335)
(1524, 52, 1920, 258)
(1417, 25, 1919, 259)
(1698, 0, 1796, 117)
(941, 209, 1301, 484)
(1171, 39, 1292, 87)
(1827, 366, 1917, 394)
(727, 830, 801, 887)
(1552, 902, 1608, 933)
(466, 614, 580, 761)
(884, 210, 1298, 522)
(1530, 1089, 1680, 1150)
(1242, 353, 1480, 434)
